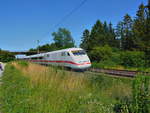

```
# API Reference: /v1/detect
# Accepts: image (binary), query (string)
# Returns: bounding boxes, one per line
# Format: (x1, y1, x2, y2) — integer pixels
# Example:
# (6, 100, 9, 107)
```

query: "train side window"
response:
(67, 52, 70, 56)
(31, 57, 43, 60)
(31, 57, 36, 60)
(61, 52, 65, 56)
(38, 57, 43, 59)
(47, 54, 50, 57)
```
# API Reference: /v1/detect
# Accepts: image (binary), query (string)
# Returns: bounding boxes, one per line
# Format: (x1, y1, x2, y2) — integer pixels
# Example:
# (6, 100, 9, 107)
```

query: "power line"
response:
(38, 0, 88, 44)
(53, 0, 88, 29)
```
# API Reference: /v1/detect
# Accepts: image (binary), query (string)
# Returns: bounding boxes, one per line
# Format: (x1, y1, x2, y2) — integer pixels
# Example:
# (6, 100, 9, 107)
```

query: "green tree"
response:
(116, 14, 133, 50)
(116, 21, 124, 49)
(107, 22, 117, 47)
(52, 28, 75, 49)
(88, 20, 117, 50)
(28, 43, 58, 54)
(122, 14, 133, 50)
(80, 29, 90, 50)
(132, 3, 147, 50)
(88, 20, 105, 50)
(132, 1, 150, 66)
(145, 0, 150, 66)
(0, 50, 15, 62)
(38, 43, 58, 51)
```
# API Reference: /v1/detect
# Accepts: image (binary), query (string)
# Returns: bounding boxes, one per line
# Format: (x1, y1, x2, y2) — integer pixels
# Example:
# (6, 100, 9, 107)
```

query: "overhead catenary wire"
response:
(53, 0, 88, 29)
(38, 0, 89, 45)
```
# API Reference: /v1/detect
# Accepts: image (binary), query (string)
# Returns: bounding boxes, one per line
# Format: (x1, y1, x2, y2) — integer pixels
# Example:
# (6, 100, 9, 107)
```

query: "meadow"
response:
(0, 61, 149, 113)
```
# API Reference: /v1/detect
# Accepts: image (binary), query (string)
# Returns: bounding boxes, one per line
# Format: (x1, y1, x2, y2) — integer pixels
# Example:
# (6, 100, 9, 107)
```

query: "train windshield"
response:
(71, 50, 86, 56)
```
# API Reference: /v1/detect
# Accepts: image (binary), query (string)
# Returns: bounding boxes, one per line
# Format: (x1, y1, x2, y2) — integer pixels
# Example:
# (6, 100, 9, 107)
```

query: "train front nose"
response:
(80, 63, 91, 69)
(75, 61, 91, 70)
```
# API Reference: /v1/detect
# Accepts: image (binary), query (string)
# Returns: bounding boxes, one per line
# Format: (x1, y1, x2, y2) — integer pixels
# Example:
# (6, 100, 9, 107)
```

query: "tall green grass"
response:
(1, 61, 148, 113)
(113, 75, 150, 113)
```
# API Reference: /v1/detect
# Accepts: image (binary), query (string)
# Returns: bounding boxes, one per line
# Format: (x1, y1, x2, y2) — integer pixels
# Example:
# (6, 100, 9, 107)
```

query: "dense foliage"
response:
(89, 45, 113, 62)
(0, 49, 15, 62)
(52, 28, 75, 49)
(80, 1, 150, 68)
(114, 75, 150, 113)
(29, 28, 75, 52)
(120, 51, 145, 67)
(80, 1, 150, 52)
(91, 46, 148, 70)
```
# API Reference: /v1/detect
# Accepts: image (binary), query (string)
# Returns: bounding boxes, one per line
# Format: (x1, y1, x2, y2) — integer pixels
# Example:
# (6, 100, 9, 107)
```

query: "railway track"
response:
(31, 62, 150, 78)
(89, 68, 150, 77)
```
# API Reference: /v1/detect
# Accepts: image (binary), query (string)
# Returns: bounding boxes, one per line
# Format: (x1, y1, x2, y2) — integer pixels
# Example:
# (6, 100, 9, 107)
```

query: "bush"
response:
(120, 51, 145, 67)
(89, 45, 113, 62)
(132, 75, 150, 113)
(111, 52, 121, 65)
(0, 50, 15, 62)
(113, 96, 132, 113)
(92, 60, 118, 69)
(113, 75, 150, 113)
(145, 48, 150, 67)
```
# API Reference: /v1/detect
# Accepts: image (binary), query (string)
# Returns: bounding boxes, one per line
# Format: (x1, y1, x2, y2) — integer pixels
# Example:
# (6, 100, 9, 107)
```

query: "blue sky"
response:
(0, 0, 147, 51)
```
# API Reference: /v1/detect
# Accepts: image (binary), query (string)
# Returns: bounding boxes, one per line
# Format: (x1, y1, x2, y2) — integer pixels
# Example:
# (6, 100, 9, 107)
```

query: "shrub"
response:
(120, 51, 145, 67)
(113, 75, 150, 113)
(92, 60, 118, 69)
(145, 48, 150, 67)
(132, 75, 150, 113)
(89, 45, 113, 62)
(113, 96, 132, 113)
(0, 50, 15, 62)
(111, 52, 121, 65)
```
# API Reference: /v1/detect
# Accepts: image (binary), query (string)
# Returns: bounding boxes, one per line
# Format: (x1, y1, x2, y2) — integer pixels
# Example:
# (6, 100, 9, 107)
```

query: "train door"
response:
(63, 52, 71, 67)
(61, 52, 70, 66)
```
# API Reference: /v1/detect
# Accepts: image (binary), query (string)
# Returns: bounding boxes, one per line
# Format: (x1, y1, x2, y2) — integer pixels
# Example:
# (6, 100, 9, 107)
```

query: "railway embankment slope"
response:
(0, 63, 6, 113)
(0, 61, 149, 113)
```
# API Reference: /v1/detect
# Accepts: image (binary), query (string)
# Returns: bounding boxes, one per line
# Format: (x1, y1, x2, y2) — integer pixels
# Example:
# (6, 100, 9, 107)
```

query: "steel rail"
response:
(89, 68, 150, 77)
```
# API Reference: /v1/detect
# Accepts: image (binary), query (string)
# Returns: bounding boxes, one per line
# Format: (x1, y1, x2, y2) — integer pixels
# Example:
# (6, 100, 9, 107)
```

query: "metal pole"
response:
(37, 40, 40, 54)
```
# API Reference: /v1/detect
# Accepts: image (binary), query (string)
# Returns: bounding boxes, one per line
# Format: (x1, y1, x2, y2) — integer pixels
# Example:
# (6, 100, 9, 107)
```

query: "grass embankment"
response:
(0, 61, 148, 113)
(92, 62, 150, 72)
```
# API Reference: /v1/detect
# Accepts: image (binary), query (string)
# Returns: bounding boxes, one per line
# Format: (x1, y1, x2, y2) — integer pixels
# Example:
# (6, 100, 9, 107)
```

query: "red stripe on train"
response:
(29, 60, 91, 66)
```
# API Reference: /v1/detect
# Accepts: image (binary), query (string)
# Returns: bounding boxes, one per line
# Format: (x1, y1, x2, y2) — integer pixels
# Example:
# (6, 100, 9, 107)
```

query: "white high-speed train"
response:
(19, 48, 91, 70)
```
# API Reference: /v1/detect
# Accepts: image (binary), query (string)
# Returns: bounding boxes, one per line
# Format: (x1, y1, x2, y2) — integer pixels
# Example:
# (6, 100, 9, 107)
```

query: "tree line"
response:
(31, 1, 149, 52)
(0, 49, 15, 62)
(80, 1, 150, 51)
(80, 1, 150, 67)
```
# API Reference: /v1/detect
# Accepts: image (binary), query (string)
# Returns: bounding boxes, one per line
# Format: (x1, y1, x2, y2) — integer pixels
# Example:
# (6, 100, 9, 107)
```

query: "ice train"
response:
(19, 48, 91, 70)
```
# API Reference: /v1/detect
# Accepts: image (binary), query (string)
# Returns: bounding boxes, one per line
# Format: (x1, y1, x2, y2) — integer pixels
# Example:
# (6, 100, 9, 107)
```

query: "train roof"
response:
(20, 48, 83, 59)
(46, 48, 83, 54)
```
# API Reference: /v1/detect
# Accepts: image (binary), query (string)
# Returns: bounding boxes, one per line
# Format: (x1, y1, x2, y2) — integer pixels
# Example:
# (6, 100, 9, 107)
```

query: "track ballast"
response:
(89, 68, 150, 77)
